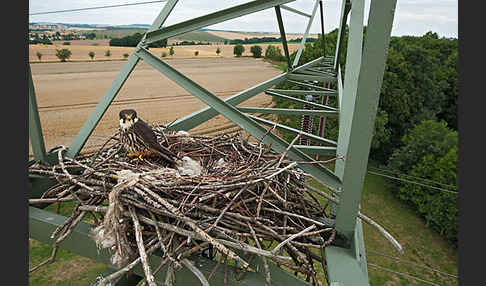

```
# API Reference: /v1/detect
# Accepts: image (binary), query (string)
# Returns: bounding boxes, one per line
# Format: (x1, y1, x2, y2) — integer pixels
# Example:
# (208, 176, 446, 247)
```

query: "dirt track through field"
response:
(29, 57, 281, 158)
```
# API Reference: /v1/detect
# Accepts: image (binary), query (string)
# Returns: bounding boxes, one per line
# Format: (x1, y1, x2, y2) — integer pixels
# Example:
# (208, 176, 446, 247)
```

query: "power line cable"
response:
(29, 1, 166, 16)
(367, 249, 458, 279)
(368, 166, 457, 189)
(367, 170, 458, 195)
(367, 263, 444, 286)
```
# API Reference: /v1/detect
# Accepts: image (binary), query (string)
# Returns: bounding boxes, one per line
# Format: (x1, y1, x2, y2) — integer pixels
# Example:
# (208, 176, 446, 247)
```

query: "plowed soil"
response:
(29, 57, 281, 158)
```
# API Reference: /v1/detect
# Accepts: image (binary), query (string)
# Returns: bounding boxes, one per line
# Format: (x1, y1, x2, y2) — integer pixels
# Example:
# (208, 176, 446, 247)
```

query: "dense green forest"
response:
(272, 28, 458, 245)
(109, 32, 168, 48)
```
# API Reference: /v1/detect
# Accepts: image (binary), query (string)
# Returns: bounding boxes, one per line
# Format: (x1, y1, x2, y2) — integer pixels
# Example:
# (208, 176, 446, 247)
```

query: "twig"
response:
(271, 224, 316, 255)
(181, 259, 210, 286)
(129, 206, 156, 286)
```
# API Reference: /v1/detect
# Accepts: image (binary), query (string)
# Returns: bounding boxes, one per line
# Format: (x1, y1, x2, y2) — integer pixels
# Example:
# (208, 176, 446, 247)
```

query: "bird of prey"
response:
(118, 109, 177, 166)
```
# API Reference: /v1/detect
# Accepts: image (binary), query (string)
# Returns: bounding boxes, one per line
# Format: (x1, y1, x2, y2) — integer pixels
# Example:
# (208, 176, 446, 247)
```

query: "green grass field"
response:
(28, 167, 458, 285)
(170, 31, 227, 43)
(360, 171, 458, 286)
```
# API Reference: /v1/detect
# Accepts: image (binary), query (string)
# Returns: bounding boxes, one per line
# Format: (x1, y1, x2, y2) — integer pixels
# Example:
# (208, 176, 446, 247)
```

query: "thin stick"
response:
(276, 133, 301, 168)
(129, 206, 156, 286)
(181, 259, 210, 286)
(358, 212, 404, 254)
(29, 196, 75, 204)
(265, 161, 298, 180)
(247, 222, 271, 286)
(271, 224, 316, 255)
(306, 184, 403, 253)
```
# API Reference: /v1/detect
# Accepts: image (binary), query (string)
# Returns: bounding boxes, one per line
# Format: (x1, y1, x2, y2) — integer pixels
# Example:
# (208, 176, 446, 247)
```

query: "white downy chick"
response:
(177, 156, 202, 176)
(176, 130, 195, 143)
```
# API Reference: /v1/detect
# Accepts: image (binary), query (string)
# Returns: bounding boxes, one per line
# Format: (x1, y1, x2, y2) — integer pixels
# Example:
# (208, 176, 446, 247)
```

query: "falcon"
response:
(118, 109, 177, 166)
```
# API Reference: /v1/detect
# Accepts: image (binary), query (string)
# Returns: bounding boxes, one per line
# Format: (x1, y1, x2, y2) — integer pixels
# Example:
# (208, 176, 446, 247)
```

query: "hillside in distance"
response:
(29, 22, 317, 42)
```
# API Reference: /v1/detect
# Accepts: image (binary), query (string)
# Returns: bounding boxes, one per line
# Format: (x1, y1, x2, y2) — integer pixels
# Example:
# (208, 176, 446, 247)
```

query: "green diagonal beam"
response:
(28, 65, 47, 163)
(265, 90, 339, 111)
(292, 68, 335, 77)
(294, 145, 337, 156)
(65, 0, 179, 158)
(286, 79, 334, 91)
(275, 5, 292, 70)
(144, 0, 295, 45)
(319, 0, 326, 56)
(280, 4, 312, 17)
(288, 73, 337, 83)
(169, 56, 326, 131)
(267, 89, 337, 96)
(169, 73, 288, 131)
(292, 0, 320, 68)
(334, 0, 351, 70)
(237, 107, 339, 117)
(135, 47, 342, 190)
(247, 114, 337, 146)
(334, 0, 397, 241)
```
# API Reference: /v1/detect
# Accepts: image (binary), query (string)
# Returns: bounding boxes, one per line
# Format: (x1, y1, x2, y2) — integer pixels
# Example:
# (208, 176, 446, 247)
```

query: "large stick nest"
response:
(29, 128, 342, 286)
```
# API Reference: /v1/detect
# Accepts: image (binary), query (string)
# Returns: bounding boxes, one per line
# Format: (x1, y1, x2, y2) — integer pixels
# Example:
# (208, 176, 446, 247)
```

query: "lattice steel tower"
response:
(29, 1, 398, 285)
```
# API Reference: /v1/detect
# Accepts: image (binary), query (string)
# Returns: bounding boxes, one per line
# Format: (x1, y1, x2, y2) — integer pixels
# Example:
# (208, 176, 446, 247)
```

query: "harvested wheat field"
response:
(29, 42, 303, 62)
(29, 57, 282, 159)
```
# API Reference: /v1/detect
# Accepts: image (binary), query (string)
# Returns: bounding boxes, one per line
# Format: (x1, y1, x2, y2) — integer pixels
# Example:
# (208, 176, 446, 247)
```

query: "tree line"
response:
(229, 36, 317, 45)
(109, 32, 168, 48)
(273, 28, 458, 245)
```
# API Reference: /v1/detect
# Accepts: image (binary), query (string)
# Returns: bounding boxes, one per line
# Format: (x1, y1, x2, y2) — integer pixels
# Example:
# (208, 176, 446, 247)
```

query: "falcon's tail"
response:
(154, 143, 178, 166)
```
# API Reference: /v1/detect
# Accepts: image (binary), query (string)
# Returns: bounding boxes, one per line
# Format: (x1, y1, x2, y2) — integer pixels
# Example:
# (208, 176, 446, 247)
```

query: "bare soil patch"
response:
(29, 42, 303, 62)
(29, 57, 282, 158)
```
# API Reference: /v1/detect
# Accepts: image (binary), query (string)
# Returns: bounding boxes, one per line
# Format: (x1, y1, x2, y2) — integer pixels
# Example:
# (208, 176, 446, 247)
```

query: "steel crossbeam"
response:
(266, 89, 337, 96)
(246, 114, 337, 146)
(292, 0, 320, 68)
(265, 90, 339, 111)
(28, 65, 47, 163)
(280, 4, 312, 17)
(237, 107, 339, 117)
(144, 0, 295, 45)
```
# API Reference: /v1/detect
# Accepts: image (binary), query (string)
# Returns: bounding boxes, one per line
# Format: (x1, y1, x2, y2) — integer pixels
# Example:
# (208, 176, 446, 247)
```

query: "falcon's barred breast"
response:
(119, 109, 177, 166)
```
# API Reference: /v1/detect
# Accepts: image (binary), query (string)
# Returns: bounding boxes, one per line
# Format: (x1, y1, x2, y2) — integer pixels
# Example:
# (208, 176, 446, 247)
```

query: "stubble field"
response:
(29, 42, 303, 62)
(29, 56, 282, 159)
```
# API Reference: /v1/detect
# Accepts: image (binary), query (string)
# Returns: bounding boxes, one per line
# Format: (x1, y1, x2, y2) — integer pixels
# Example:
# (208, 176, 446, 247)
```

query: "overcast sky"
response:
(28, 0, 458, 38)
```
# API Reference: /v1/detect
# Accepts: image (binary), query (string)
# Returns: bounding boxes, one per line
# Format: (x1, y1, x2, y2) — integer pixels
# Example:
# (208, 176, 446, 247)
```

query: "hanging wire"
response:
(29, 1, 167, 16)
(368, 166, 457, 189)
(367, 170, 458, 194)
(367, 263, 444, 286)
(367, 249, 458, 279)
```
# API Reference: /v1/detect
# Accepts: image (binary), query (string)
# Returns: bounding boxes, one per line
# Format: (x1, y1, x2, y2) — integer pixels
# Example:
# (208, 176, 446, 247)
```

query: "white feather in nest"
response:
(176, 156, 202, 176)
(91, 225, 116, 250)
